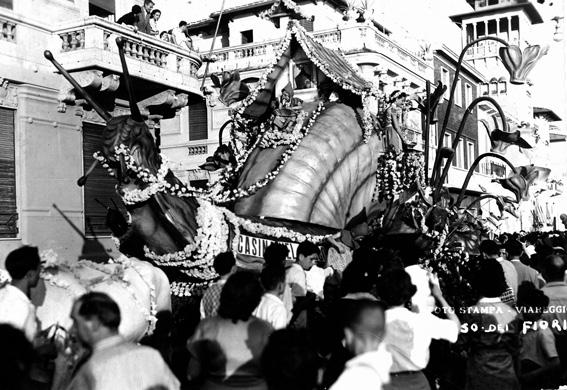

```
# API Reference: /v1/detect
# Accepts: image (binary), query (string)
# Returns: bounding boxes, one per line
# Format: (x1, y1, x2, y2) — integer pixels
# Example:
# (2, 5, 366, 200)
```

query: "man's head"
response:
(213, 251, 236, 277)
(131, 5, 142, 15)
(473, 258, 507, 298)
(263, 243, 289, 268)
(179, 20, 188, 33)
(296, 241, 319, 271)
(143, 0, 154, 13)
(561, 214, 567, 228)
(505, 239, 524, 259)
(541, 254, 566, 283)
(260, 265, 286, 296)
(5, 246, 41, 289)
(71, 292, 121, 347)
(343, 299, 386, 356)
(479, 240, 500, 259)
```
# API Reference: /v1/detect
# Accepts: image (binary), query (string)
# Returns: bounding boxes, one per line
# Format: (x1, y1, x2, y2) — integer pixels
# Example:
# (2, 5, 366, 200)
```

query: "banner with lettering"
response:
(233, 233, 300, 269)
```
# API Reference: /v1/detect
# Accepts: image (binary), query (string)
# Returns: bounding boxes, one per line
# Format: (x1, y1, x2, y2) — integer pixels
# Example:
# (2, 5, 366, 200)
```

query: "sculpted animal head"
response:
(211, 70, 250, 107)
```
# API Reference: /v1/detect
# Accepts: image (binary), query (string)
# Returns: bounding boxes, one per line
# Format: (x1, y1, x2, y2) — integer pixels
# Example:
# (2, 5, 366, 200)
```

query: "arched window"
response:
(489, 78, 498, 95)
(498, 77, 507, 94)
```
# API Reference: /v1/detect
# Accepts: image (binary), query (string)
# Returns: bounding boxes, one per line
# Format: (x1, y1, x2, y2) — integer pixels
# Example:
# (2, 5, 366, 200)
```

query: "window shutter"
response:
(82, 122, 125, 236)
(299, 18, 314, 32)
(0, 108, 17, 237)
(188, 99, 208, 141)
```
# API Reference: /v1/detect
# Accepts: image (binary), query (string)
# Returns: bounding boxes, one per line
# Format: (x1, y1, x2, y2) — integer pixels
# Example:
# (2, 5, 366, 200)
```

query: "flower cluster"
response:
(40, 248, 61, 269)
(259, 111, 308, 149)
(400, 151, 425, 190)
(0, 269, 11, 288)
(259, 0, 307, 20)
(170, 280, 211, 297)
(374, 148, 402, 201)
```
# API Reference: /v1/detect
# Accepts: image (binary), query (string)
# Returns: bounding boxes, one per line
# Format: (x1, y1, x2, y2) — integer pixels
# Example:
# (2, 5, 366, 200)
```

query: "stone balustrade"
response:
(187, 143, 208, 156)
(0, 18, 16, 42)
(203, 24, 431, 78)
(53, 17, 203, 93)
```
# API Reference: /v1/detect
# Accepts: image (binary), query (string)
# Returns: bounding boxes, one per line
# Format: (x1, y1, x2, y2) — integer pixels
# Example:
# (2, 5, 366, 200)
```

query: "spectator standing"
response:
(254, 265, 288, 330)
(135, 0, 154, 34)
(171, 21, 193, 50)
(286, 241, 319, 328)
(263, 243, 293, 322)
(188, 271, 273, 390)
(517, 282, 560, 390)
(480, 240, 518, 304)
(66, 292, 179, 390)
(0, 324, 35, 390)
(200, 251, 236, 319)
(0, 246, 41, 341)
(330, 299, 392, 390)
(506, 239, 544, 288)
(148, 9, 161, 36)
(116, 5, 142, 27)
(378, 268, 460, 390)
(540, 254, 567, 380)
(463, 258, 522, 390)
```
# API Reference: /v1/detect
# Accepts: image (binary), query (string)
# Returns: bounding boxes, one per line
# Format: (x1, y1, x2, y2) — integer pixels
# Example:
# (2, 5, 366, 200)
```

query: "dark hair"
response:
(517, 281, 549, 322)
(480, 240, 500, 257)
(473, 258, 507, 298)
(264, 243, 289, 268)
(150, 9, 161, 17)
(76, 292, 121, 331)
(542, 254, 566, 282)
(341, 253, 377, 296)
(376, 268, 416, 307)
(297, 241, 319, 260)
(144, 0, 154, 5)
(261, 264, 286, 292)
(213, 251, 236, 276)
(0, 324, 34, 389)
(505, 239, 524, 258)
(261, 329, 319, 390)
(344, 299, 386, 333)
(131, 5, 142, 13)
(5, 246, 40, 280)
(179, 20, 187, 27)
(218, 271, 263, 323)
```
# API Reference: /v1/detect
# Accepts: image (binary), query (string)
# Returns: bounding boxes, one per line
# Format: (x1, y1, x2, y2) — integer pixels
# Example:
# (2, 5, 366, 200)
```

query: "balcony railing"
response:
(0, 17, 16, 42)
(203, 24, 431, 77)
(52, 17, 203, 93)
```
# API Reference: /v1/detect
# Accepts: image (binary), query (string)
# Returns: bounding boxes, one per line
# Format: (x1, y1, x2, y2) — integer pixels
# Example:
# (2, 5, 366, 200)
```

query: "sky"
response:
(154, 0, 566, 122)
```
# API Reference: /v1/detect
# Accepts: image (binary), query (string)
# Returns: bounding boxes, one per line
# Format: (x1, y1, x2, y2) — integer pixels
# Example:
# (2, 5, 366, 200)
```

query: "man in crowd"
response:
(67, 291, 179, 389)
(135, 0, 154, 34)
(116, 5, 142, 27)
(171, 21, 193, 50)
(286, 241, 320, 327)
(480, 240, 518, 304)
(0, 246, 40, 341)
(200, 251, 236, 319)
(541, 254, 567, 380)
(254, 264, 288, 329)
(330, 299, 392, 389)
(506, 239, 544, 288)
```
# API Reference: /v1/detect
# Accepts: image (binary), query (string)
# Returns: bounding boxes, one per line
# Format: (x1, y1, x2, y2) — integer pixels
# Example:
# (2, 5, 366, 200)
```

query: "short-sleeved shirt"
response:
(511, 259, 543, 288)
(199, 279, 226, 319)
(542, 282, 567, 336)
(497, 258, 519, 298)
(0, 285, 38, 341)
(521, 324, 558, 368)
(253, 293, 288, 330)
(385, 306, 459, 372)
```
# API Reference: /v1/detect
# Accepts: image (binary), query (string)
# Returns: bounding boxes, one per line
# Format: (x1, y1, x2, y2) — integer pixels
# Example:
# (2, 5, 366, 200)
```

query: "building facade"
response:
(0, 0, 202, 261)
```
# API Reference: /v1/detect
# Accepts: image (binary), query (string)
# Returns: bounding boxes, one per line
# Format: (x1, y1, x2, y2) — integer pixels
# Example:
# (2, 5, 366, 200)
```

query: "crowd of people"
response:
(1, 230, 567, 389)
(116, 0, 194, 50)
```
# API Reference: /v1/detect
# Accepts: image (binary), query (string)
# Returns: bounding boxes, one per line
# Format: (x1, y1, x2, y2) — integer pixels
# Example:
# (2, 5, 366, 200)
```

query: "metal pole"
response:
(200, 0, 227, 92)
(423, 80, 431, 185)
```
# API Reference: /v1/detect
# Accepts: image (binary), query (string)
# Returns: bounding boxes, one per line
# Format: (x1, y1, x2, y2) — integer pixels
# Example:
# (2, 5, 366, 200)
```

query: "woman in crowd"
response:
(463, 258, 522, 390)
(187, 271, 273, 390)
(149, 9, 161, 35)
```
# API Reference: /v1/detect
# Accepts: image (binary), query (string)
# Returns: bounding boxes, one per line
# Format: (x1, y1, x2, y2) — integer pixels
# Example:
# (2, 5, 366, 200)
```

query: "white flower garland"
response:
(259, 111, 309, 148)
(259, 0, 307, 20)
(170, 280, 211, 297)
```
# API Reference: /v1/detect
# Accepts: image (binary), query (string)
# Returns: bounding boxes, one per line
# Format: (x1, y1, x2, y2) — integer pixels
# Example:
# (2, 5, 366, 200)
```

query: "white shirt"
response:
(171, 27, 190, 48)
(305, 265, 333, 298)
(405, 265, 435, 313)
(385, 306, 459, 372)
(253, 292, 288, 330)
(497, 257, 519, 298)
(330, 345, 392, 390)
(0, 284, 38, 341)
(286, 263, 307, 299)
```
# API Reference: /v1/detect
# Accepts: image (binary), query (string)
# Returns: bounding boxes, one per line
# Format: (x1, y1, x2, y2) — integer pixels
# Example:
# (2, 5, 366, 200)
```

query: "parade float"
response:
(43, 14, 549, 306)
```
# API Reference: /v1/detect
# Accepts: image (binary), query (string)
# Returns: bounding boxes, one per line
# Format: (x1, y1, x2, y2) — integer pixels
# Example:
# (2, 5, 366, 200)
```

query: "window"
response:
(0, 108, 17, 238)
(443, 133, 452, 147)
(429, 124, 438, 147)
(82, 122, 125, 236)
(499, 79, 507, 94)
(454, 78, 462, 107)
(490, 80, 498, 95)
(466, 24, 474, 43)
(467, 141, 475, 169)
(454, 139, 465, 168)
(189, 99, 208, 140)
(465, 83, 473, 107)
(241, 30, 253, 44)
(481, 83, 489, 96)
(89, 0, 115, 18)
(441, 68, 450, 100)
(0, 0, 12, 9)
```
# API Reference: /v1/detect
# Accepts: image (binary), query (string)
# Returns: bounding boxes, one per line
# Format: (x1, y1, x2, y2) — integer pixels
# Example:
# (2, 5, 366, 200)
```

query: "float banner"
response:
(234, 233, 299, 265)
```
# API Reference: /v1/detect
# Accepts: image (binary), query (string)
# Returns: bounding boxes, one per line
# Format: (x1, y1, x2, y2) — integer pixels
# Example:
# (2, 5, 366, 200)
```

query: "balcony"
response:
(202, 24, 432, 79)
(51, 17, 203, 95)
